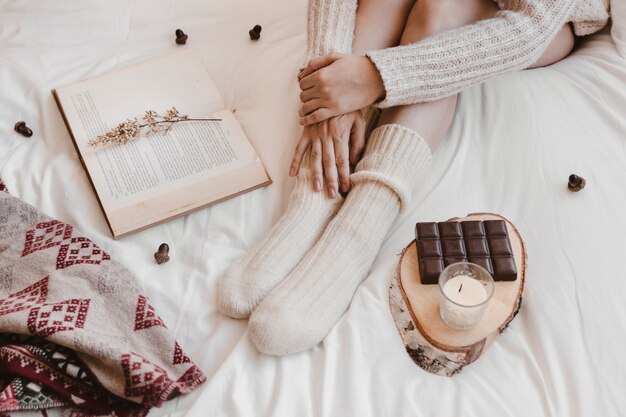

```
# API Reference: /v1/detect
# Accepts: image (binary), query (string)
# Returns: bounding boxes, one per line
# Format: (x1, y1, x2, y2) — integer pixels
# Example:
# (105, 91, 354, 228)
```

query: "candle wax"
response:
(442, 275, 487, 306)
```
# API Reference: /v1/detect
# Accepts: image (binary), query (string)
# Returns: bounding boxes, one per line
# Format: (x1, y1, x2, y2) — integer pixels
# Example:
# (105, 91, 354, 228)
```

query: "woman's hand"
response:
(289, 110, 366, 198)
(298, 54, 385, 126)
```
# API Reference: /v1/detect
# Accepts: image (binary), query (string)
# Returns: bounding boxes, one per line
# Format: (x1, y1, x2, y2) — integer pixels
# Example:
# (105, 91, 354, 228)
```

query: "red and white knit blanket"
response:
(0, 179, 206, 416)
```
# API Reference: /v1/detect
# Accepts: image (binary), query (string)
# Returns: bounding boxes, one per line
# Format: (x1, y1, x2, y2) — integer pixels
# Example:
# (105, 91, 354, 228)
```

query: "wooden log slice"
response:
(389, 213, 527, 376)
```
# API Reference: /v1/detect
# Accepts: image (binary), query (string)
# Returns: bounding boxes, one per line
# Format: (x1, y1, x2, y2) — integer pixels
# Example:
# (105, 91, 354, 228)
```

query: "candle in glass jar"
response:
(438, 262, 494, 330)
(442, 275, 487, 306)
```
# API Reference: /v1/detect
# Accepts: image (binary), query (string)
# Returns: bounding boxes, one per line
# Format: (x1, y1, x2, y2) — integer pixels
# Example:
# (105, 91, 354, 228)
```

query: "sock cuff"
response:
(351, 124, 431, 210)
(293, 168, 345, 206)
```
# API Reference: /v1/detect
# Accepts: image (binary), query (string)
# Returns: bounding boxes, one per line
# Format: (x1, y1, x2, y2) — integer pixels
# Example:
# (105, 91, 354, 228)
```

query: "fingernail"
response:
(341, 183, 348, 193)
(329, 189, 336, 198)
(289, 167, 295, 176)
(314, 180, 321, 191)
(299, 118, 304, 125)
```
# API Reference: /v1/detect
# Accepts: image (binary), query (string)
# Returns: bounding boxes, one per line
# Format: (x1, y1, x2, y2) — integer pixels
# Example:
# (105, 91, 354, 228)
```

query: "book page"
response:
(55, 49, 262, 213)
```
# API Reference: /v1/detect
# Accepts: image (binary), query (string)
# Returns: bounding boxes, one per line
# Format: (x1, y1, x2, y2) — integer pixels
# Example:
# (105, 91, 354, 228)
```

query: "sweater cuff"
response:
(366, 48, 422, 109)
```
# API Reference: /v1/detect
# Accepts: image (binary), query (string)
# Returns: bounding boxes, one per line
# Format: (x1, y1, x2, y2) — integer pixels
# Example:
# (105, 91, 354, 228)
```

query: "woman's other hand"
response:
(289, 110, 366, 198)
(298, 54, 385, 126)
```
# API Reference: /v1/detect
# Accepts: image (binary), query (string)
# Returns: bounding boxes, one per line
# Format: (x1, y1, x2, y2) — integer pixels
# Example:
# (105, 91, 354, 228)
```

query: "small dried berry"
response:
(154, 243, 170, 264)
(249, 25, 262, 40)
(14, 121, 33, 137)
(175, 29, 188, 45)
(567, 174, 586, 192)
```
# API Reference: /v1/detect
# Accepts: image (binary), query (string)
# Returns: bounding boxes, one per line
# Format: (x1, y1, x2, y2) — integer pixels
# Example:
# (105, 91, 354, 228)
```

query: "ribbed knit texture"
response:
(351, 124, 431, 210)
(304, 0, 358, 63)
(218, 0, 378, 320)
(365, 0, 609, 107)
(303, 1, 608, 107)
(249, 125, 431, 355)
(217, 169, 343, 319)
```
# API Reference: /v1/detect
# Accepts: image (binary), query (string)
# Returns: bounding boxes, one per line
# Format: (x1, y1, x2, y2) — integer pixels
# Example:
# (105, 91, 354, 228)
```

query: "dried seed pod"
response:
(249, 25, 262, 40)
(14, 121, 33, 137)
(154, 243, 170, 264)
(175, 29, 188, 45)
(567, 174, 586, 192)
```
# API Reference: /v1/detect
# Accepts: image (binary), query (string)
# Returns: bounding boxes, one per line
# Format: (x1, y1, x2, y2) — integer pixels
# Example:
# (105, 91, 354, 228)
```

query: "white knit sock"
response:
(217, 169, 343, 319)
(249, 124, 432, 355)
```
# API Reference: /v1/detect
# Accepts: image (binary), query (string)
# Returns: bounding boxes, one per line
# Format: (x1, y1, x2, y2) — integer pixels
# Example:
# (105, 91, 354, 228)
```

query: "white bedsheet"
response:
(1, 1, 625, 416)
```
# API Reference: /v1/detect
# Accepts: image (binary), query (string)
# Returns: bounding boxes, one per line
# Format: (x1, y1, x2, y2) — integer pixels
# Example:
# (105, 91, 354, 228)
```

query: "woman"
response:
(218, 0, 610, 355)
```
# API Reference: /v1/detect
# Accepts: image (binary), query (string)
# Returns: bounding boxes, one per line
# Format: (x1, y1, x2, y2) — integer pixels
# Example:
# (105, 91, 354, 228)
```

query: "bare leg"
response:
(376, 0, 500, 150)
(529, 23, 575, 68)
(352, 0, 415, 54)
(357, 0, 576, 150)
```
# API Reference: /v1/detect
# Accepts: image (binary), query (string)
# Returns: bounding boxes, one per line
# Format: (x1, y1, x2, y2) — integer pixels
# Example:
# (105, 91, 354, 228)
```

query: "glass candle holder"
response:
(438, 262, 494, 331)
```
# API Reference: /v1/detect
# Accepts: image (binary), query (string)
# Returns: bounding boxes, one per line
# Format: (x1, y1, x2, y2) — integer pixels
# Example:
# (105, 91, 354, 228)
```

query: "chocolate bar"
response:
(415, 220, 517, 284)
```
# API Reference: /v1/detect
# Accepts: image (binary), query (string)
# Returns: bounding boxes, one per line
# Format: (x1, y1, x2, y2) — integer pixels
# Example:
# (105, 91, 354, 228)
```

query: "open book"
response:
(53, 49, 270, 239)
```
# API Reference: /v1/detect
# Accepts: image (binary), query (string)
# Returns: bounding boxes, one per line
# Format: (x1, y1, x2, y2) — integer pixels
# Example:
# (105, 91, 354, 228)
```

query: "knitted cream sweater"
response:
(305, 0, 610, 107)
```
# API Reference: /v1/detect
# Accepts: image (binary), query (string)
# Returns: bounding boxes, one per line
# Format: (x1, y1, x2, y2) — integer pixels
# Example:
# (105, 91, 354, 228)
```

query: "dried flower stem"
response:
(137, 118, 219, 127)
(87, 107, 221, 148)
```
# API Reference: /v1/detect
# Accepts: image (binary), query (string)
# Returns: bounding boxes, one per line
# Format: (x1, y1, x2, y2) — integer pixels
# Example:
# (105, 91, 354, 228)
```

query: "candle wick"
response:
(458, 284, 463, 293)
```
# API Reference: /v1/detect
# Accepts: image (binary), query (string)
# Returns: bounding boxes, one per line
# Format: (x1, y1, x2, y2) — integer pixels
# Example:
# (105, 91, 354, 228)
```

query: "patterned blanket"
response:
(0, 179, 206, 416)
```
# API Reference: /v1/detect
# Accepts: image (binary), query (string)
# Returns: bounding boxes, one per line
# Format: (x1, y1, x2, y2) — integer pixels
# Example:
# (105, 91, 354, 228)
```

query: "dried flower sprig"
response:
(87, 107, 221, 148)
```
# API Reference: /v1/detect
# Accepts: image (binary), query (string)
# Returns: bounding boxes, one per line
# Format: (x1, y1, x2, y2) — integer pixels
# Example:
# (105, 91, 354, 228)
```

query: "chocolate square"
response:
(492, 256, 517, 281)
(417, 239, 442, 258)
(444, 257, 467, 267)
(419, 258, 445, 284)
(468, 257, 494, 274)
(441, 238, 465, 256)
(465, 238, 489, 256)
(437, 222, 462, 238)
(484, 220, 508, 237)
(461, 221, 486, 237)
(488, 237, 514, 256)
(415, 222, 439, 240)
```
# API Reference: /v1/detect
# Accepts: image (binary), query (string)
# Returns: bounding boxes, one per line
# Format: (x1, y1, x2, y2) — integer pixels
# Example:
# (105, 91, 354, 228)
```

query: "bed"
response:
(1, 1, 625, 416)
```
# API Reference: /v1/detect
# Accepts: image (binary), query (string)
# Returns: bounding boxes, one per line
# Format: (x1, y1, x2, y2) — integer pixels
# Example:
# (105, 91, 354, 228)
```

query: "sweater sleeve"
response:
(304, 0, 382, 134)
(366, 0, 578, 108)
(303, 0, 358, 64)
